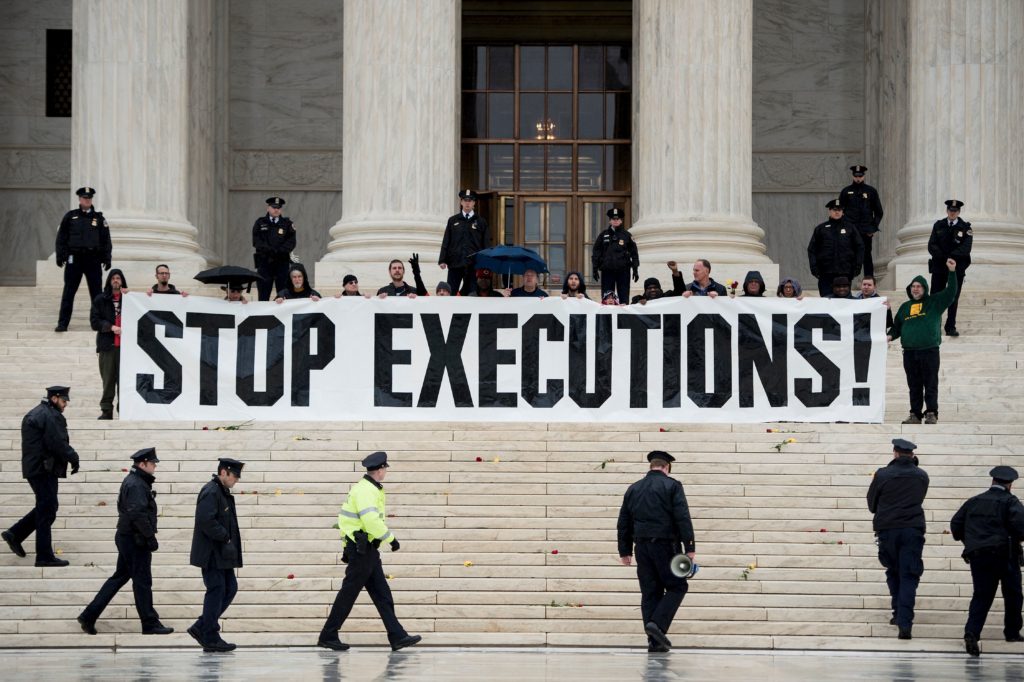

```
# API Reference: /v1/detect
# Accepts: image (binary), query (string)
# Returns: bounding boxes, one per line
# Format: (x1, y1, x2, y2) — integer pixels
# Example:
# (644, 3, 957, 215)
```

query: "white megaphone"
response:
(670, 554, 699, 579)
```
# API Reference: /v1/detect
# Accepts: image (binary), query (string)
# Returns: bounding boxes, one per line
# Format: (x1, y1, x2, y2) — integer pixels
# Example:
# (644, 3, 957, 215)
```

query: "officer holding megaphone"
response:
(617, 451, 696, 652)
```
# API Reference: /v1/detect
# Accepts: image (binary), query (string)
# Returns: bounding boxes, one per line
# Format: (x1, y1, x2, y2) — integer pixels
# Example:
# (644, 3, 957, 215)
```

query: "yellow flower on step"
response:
(275, 489, 282, 496)
(56, 549, 63, 555)
(785, 438, 797, 444)
(386, 574, 394, 580)
(747, 563, 756, 570)
(492, 456, 500, 463)
(464, 561, 474, 567)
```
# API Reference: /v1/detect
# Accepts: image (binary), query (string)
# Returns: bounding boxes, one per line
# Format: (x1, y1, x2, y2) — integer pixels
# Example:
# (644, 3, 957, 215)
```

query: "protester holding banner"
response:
(776, 277, 804, 299)
(337, 274, 369, 298)
(377, 260, 418, 297)
(827, 277, 854, 299)
(319, 451, 421, 652)
(222, 284, 248, 303)
(91, 268, 128, 420)
(682, 260, 727, 297)
(509, 269, 548, 298)
(275, 264, 321, 302)
(740, 271, 766, 297)
(618, 451, 696, 652)
(808, 198, 864, 297)
(888, 258, 958, 425)
(467, 268, 507, 298)
(867, 438, 928, 640)
(561, 271, 590, 299)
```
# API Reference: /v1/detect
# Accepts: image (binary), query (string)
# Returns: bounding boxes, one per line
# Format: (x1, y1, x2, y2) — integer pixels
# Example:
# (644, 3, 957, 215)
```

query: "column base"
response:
(630, 217, 772, 264)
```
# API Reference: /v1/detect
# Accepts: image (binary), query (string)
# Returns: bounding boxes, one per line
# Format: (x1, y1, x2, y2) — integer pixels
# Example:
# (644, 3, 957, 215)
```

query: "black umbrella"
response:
(194, 265, 264, 292)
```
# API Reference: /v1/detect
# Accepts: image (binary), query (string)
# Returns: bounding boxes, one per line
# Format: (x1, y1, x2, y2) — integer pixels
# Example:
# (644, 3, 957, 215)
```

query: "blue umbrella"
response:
(473, 245, 549, 277)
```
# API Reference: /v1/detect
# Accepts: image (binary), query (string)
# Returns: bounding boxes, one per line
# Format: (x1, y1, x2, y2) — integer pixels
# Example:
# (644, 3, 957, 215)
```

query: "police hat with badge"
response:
(458, 189, 479, 202)
(826, 198, 844, 210)
(131, 447, 160, 464)
(362, 451, 390, 471)
(266, 196, 286, 209)
(46, 385, 71, 401)
(607, 207, 624, 220)
(991, 466, 1019, 484)
(945, 199, 965, 212)
(75, 187, 96, 199)
(850, 165, 868, 177)
(218, 458, 245, 478)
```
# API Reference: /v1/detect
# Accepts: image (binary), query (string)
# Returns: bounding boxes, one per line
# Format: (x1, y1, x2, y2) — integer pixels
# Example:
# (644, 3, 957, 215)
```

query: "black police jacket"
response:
(592, 226, 639, 274)
(839, 183, 884, 233)
(21, 400, 79, 479)
(807, 218, 864, 277)
(617, 470, 695, 556)
(55, 208, 112, 265)
(866, 456, 929, 531)
(116, 467, 158, 541)
(927, 218, 972, 271)
(951, 486, 1024, 559)
(439, 212, 488, 269)
(252, 215, 297, 259)
(190, 476, 243, 569)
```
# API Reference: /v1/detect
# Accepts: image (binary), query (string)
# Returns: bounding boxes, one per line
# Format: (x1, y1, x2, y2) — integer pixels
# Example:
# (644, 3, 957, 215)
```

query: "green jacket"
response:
(890, 271, 957, 350)
(337, 475, 393, 544)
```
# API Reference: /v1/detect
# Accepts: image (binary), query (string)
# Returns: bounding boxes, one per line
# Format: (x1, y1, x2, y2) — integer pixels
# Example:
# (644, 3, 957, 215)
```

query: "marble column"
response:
(891, 0, 1024, 284)
(319, 0, 459, 285)
(65, 0, 210, 274)
(631, 0, 771, 272)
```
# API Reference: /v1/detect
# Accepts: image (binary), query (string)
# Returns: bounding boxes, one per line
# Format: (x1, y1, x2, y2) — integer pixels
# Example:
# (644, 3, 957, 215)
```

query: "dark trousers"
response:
(58, 253, 103, 328)
(635, 540, 688, 645)
(80, 533, 160, 628)
(902, 348, 940, 418)
(98, 348, 120, 415)
(600, 269, 631, 303)
(446, 267, 475, 296)
(860, 232, 875, 277)
(965, 552, 1023, 639)
(320, 545, 407, 643)
(256, 256, 290, 301)
(877, 527, 925, 628)
(194, 568, 238, 642)
(931, 269, 966, 331)
(7, 474, 59, 561)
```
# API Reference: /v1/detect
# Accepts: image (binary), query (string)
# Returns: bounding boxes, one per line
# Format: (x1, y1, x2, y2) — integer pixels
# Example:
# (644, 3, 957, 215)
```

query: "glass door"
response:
(519, 197, 569, 289)
(578, 198, 629, 281)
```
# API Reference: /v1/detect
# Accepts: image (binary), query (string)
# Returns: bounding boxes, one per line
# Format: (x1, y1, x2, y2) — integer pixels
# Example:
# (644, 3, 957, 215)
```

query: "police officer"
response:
(951, 465, 1024, 657)
(617, 451, 696, 652)
(252, 196, 297, 301)
(318, 452, 421, 652)
(55, 187, 112, 332)
(78, 448, 173, 636)
(592, 207, 639, 304)
(2, 386, 79, 566)
(927, 199, 972, 336)
(839, 165, 884, 278)
(188, 458, 245, 652)
(866, 438, 929, 640)
(439, 189, 488, 295)
(808, 198, 864, 297)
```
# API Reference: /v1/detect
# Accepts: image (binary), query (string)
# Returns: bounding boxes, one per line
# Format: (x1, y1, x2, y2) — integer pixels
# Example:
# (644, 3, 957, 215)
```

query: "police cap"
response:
(990, 465, 1019, 483)
(46, 385, 71, 401)
(218, 458, 245, 477)
(945, 199, 964, 211)
(647, 450, 676, 463)
(266, 196, 286, 208)
(826, 199, 843, 210)
(75, 187, 96, 198)
(362, 451, 389, 471)
(850, 165, 867, 175)
(458, 188, 479, 201)
(891, 438, 917, 454)
(607, 207, 624, 219)
(131, 447, 160, 464)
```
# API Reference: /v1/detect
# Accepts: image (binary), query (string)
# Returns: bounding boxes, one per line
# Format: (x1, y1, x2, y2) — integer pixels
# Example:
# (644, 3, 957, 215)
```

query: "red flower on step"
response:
(475, 457, 483, 462)
(202, 426, 209, 431)
(820, 528, 827, 533)
(287, 574, 295, 580)
(837, 540, 844, 545)
(659, 428, 666, 432)
(551, 550, 559, 555)
(121, 468, 128, 472)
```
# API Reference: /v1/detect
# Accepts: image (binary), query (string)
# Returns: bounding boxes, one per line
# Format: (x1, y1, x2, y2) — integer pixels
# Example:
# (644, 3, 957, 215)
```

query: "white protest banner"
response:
(119, 293, 887, 422)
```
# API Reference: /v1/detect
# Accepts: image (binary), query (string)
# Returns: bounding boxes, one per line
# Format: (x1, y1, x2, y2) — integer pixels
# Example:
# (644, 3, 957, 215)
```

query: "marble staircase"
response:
(0, 286, 1021, 652)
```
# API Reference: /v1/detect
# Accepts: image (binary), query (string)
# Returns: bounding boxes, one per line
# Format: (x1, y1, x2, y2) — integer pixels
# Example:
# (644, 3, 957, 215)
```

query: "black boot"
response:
(77, 615, 97, 635)
(898, 626, 912, 640)
(965, 633, 981, 657)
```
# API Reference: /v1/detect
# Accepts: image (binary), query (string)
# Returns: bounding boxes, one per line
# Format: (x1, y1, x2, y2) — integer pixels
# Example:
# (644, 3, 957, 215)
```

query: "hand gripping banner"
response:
(120, 294, 887, 422)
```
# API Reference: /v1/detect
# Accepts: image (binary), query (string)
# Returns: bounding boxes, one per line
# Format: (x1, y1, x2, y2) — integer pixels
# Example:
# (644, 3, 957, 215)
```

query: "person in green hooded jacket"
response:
(888, 258, 958, 424)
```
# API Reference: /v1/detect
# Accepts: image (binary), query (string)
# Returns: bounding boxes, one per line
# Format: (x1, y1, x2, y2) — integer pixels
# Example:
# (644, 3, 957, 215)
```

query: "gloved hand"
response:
(146, 536, 159, 552)
(354, 530, 368, 555)
(390, 539, 400, 553)
(409, 253, 421, 275)
(632, 268, 639, 283)
(102, 261, 111, 271)
(71, 463, 79, 475)
(57, 259, 65, 268)
(593, 271, 600, 283)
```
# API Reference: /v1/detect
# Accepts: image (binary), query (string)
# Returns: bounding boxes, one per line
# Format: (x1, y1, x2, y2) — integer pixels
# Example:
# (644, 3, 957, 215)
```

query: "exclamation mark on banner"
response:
(852, 313, 872, 406)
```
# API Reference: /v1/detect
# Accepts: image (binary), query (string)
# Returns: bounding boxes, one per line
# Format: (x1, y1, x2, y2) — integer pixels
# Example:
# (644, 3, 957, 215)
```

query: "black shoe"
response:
(898, 626, 912, 640)
(965, 633, 981, 657)
(946, 328, 960, 337)
(889, 616, 896, 625)
(187, 624, 206, 647)
(1006, 634, 1024, 642)
(644, 622, 672, 650)
(391, 634, 422, 651)
(203, 638, 237, 653)
(35, 558, 69, 567)
(54, 326, 68, 333)
(317, 638, 350, 651)
(647, 643, 670, 653)
(143, 625, 174, 635)
(1, 531, 26, 558)
(77, 615, 97, 635)
(97, 412, 113, 420)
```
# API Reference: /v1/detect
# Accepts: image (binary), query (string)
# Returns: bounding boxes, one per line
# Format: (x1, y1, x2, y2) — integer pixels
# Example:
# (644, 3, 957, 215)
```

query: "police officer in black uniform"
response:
(808, 198, 864, 297)
(78, 448, 173, 636)
(866, 438, 929, 640)
(55, 187, 112, 332)
(592, 207, 639, 304)
(839, 165, 884, 277)
(2, 386, 79, 566)
(951, 465, 1024, 657)
(927, 199, 972, 336)
(252, 196, 296, 301)
(617, 451, 696, 652)
(439, 189, 488, 295)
